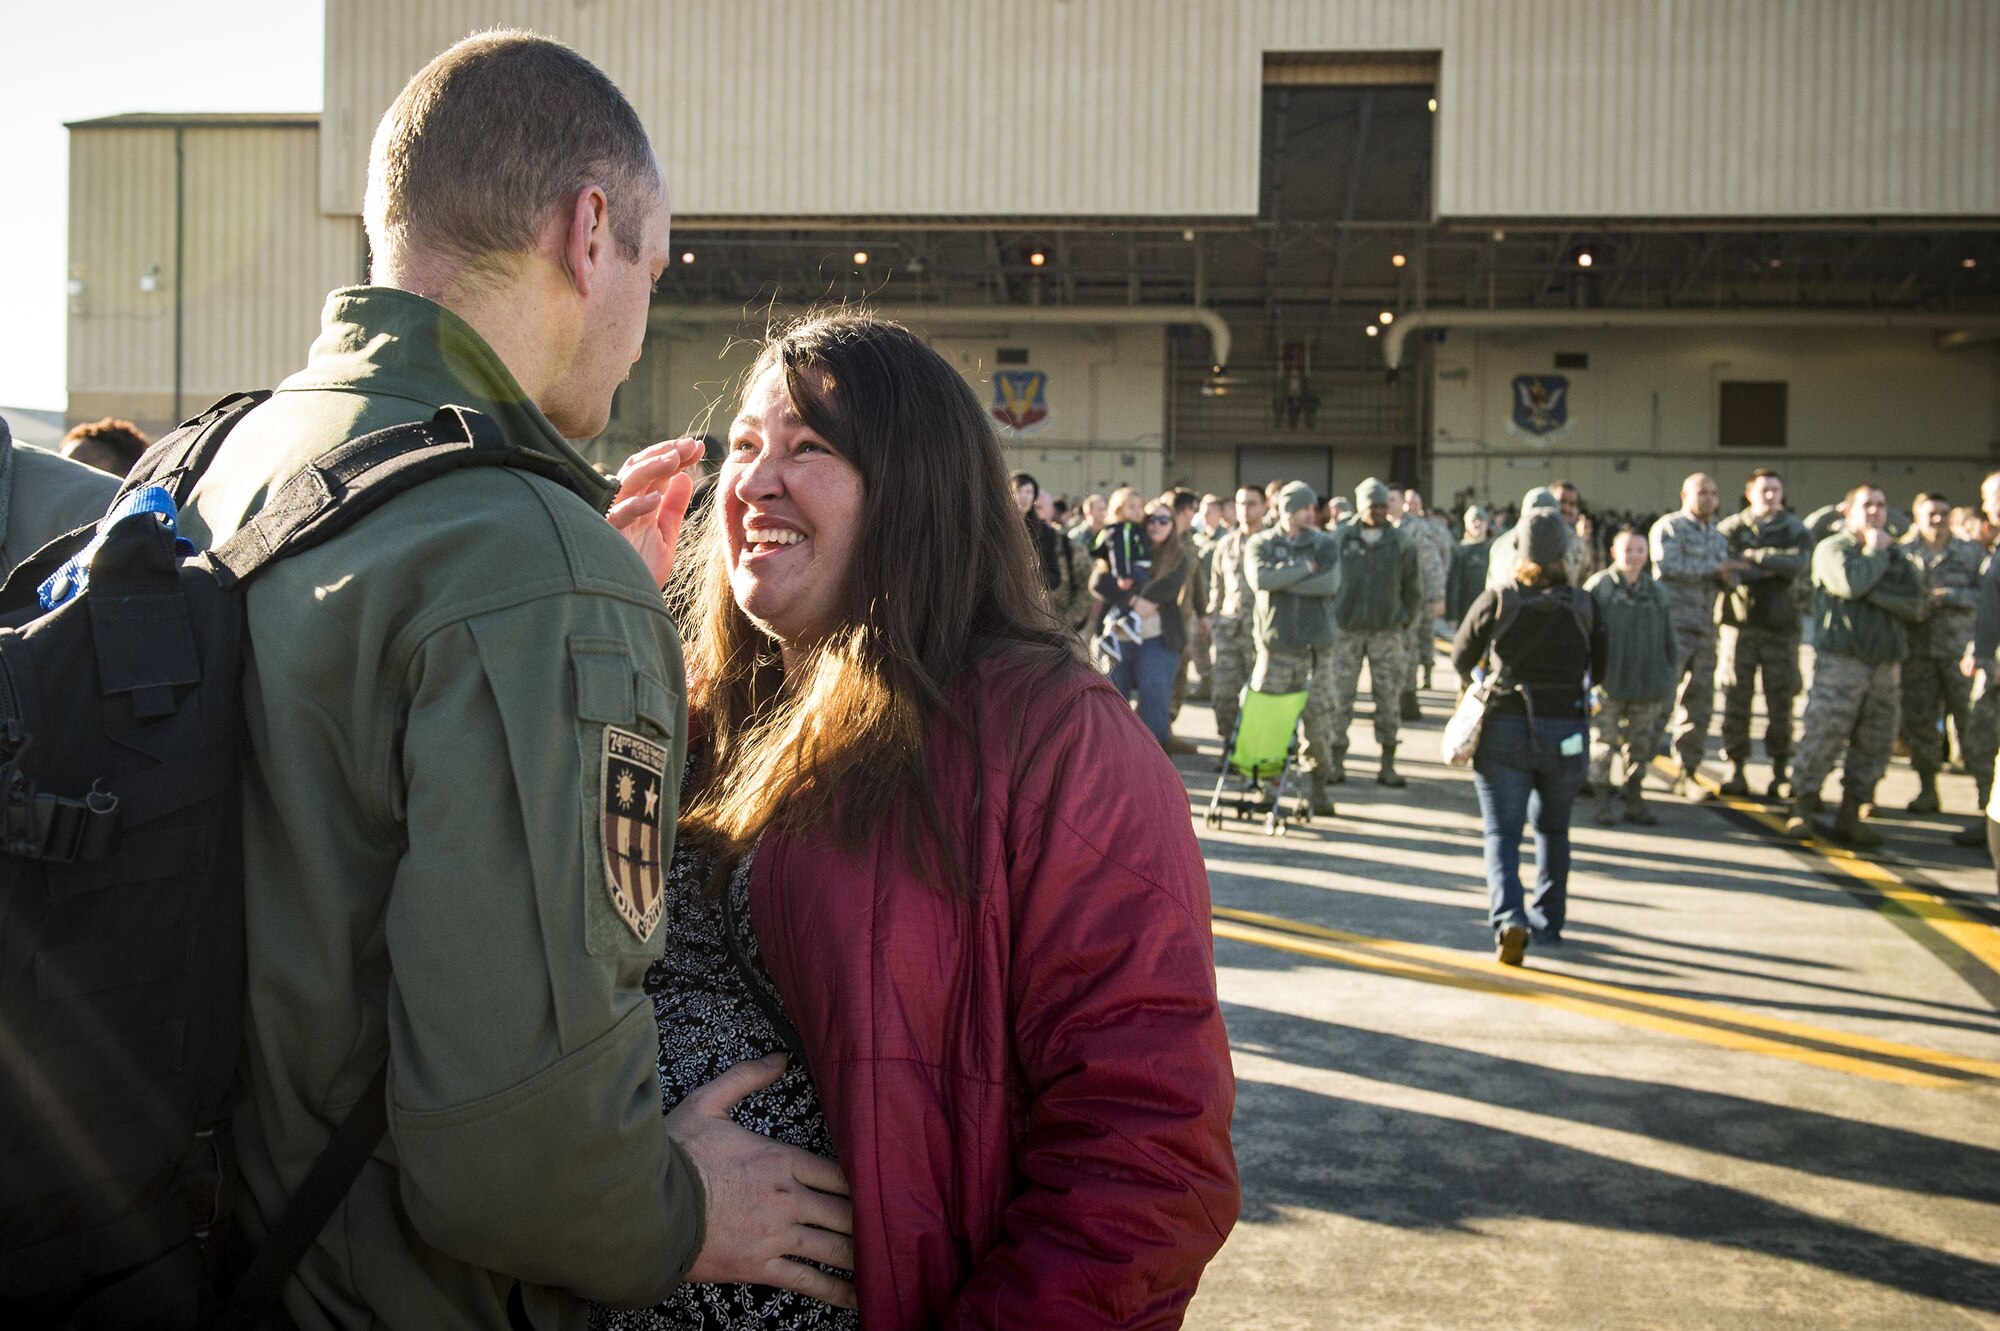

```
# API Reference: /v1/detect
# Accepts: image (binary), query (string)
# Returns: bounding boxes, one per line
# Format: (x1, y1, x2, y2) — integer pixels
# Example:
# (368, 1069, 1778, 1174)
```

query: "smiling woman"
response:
(607, 311, 1240, 1330)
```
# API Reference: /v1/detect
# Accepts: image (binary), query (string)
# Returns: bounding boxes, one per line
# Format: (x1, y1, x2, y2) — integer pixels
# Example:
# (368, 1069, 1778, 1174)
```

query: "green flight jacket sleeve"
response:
(1247, 534, 1318, 592)
(384, 591, 701, 1306)
(1976, 555, 2000, 663)
(1865, 554, 1927, 623)
(1289, 564, 1342, 597)
(1745, 520, 1810, 582)
(1815, 536, 1891, 602)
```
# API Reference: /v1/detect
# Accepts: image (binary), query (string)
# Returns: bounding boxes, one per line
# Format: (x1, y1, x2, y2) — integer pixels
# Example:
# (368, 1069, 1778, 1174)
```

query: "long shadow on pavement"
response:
(1225, 1001, 2000, 1207)
(1224, 1007, 2000, 1314)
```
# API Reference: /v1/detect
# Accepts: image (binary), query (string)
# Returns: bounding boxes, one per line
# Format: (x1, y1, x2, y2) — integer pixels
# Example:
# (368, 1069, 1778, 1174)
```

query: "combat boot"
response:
(1781, 793, 1814, 839)
(1765, 762, 1789, 801)
(1672, 765, 1714, 803)
(1719, 760, 1750, 797)
(1827, 793, 1884, 847)
(1307, 768, 1336, 817)
(1400, 691, 1422, 721)
(1376, 744, 1408, 788)
(1623, 774, 1658, 826)
(1907, 773, 1940, 815)
(1592, 785, 1617, 826)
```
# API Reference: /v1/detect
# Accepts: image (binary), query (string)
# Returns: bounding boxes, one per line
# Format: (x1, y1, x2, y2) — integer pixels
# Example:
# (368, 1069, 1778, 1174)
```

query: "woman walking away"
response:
(1452, 512, 1608, 966)
(1107, 501, 1191, 748)
(605, 311, 1238, 1328)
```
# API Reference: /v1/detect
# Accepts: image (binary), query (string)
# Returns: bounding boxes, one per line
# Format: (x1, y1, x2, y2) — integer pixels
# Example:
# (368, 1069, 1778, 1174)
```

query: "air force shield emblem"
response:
(991, 369, 1051, 436)
(1507, 375, 1570, 442)
(601, 725, 667, 941)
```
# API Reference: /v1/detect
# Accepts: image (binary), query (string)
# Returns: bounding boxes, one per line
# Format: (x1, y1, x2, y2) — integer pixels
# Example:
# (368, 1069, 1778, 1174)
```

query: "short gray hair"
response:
(365, 30, 661, 266)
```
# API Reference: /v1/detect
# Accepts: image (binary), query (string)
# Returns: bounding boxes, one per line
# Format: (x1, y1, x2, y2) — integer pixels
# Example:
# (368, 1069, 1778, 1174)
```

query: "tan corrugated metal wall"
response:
(321, 0, 2000, 220)
(68, 123, 363, 435)
(67, 129, 178, 413)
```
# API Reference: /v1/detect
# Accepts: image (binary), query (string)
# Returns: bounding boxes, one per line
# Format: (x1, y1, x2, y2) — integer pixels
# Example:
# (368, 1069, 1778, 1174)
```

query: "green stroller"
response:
(1202, 687, 1317, 836)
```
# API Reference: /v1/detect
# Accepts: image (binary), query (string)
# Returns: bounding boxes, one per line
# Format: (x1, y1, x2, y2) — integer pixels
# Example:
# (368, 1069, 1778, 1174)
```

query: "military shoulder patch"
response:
(600, 725, 667, 941)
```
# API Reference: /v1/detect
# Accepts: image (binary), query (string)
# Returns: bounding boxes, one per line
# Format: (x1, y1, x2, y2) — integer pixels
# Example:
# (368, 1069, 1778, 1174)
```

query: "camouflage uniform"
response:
(1898, 532, 1983, 777)
(1791, 533, 1924, 805)
(1328, 631, 1410, 760)
(1399, 516, 1452, 694)
(1246, 522, 1344, 774)
(1590, 700, 1670, 789)
(1252, 646, 1338, 773)
(1649, 510, 1732, 772)
(1792, 654, 1904, 803)
(1715, 509, 1811, 770)
(1325, 521, 1422, 761)
(1207, 524, 1258, 743)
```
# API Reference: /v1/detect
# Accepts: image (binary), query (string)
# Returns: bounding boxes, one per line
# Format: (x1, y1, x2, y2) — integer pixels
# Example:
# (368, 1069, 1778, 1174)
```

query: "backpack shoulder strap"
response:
(121, 391, 271, 506)
(210, 405, 592, 583)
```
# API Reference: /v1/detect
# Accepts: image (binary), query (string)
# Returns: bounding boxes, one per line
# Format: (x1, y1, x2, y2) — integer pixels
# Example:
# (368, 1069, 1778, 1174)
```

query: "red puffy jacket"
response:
(747, 657, 1239, 1328)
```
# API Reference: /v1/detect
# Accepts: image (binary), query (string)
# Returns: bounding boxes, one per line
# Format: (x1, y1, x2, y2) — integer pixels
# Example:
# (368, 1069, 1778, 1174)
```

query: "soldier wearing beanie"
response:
(1448, 505, 1495, 624)
(1246, 482, 1344, 813)
(1785, 485, 1925, 845)
(1487, 486, 1588, 592)
(1324, 477, 1425, 787)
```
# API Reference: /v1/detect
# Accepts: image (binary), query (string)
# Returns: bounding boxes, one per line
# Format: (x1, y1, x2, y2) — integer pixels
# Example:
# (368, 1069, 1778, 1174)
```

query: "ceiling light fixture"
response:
(1365, 325, 1380, 338)
(1576, 251, 1594, 268)
(1391, 253, 1407, 268)
(1029, 250, 1047, 267)
(1378, 311, 1395, 325)
(852, 250, 869, 265)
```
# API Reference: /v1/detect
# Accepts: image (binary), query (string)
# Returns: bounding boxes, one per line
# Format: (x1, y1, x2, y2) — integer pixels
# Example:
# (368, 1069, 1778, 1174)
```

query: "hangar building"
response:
(66, 0, 2000, 513)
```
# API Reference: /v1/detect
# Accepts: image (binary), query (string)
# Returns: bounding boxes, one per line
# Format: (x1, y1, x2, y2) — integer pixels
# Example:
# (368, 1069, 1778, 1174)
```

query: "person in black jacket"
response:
(1452, 513, 1609, 967)
(1012, 472, 1065, 593)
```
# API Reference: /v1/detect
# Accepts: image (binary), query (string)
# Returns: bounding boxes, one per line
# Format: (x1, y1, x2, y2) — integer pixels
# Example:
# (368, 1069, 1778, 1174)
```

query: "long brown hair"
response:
(671, 312, 1079, 889)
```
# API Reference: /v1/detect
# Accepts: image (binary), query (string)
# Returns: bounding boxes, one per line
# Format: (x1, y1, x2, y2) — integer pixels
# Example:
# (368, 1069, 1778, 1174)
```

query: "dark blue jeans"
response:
(1470, 711, 1588, 936)
(1109, 637, 1178, 745)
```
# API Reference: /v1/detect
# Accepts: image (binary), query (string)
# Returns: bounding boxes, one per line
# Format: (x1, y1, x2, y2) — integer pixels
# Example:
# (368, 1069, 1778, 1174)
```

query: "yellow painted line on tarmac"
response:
(1212, 906, 2000, 1089)
(1648, 755, 2000, 980)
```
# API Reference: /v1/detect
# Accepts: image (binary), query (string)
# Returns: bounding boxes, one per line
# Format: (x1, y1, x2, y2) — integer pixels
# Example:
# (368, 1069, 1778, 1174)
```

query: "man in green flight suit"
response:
(182, 32, 853, 1329)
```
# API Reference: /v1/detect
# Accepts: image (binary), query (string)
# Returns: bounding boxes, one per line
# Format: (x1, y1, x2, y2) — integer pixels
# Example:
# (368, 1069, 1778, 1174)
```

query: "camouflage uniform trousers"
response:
(1791, 653, 1902, 803)
(1590, 698, 1670, 789)
(1327, 627, 1412, 759)
(1210, 616, 1254, 745)
(1404, 614, 1437, 690)
(1250, 643, 1337, 774)
(1900, 654, 1975, 777)
(1718, 626, 1803, 766)
(1666, 616, 1719, 772)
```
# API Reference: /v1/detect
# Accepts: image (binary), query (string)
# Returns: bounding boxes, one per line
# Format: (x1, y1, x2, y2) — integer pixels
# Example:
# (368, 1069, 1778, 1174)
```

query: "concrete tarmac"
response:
(1170, 653, 2000, 1330)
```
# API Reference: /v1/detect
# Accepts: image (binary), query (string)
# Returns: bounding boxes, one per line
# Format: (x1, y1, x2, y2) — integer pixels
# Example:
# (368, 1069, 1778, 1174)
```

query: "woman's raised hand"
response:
(609, 437, 704, 586)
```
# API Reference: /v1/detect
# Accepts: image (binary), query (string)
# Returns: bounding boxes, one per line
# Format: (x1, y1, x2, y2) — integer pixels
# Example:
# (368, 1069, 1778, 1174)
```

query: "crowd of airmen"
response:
(1044, 466, 2000, 872)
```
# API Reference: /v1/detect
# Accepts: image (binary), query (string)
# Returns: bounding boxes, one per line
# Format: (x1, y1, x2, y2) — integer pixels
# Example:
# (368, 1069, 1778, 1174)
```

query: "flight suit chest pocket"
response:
(572, 639, 672, 958)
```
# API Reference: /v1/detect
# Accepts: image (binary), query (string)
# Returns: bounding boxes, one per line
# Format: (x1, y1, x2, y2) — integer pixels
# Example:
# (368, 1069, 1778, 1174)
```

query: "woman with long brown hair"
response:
(601, 312, 1237, 1329)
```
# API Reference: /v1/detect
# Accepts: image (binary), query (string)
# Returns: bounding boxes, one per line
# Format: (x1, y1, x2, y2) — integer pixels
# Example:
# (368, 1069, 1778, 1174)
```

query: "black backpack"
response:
(0, 393, 594, 1328)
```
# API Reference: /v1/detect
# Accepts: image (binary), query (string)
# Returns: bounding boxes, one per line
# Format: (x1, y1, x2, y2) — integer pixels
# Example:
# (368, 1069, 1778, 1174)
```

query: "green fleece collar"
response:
(278, 286, 617, 511)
